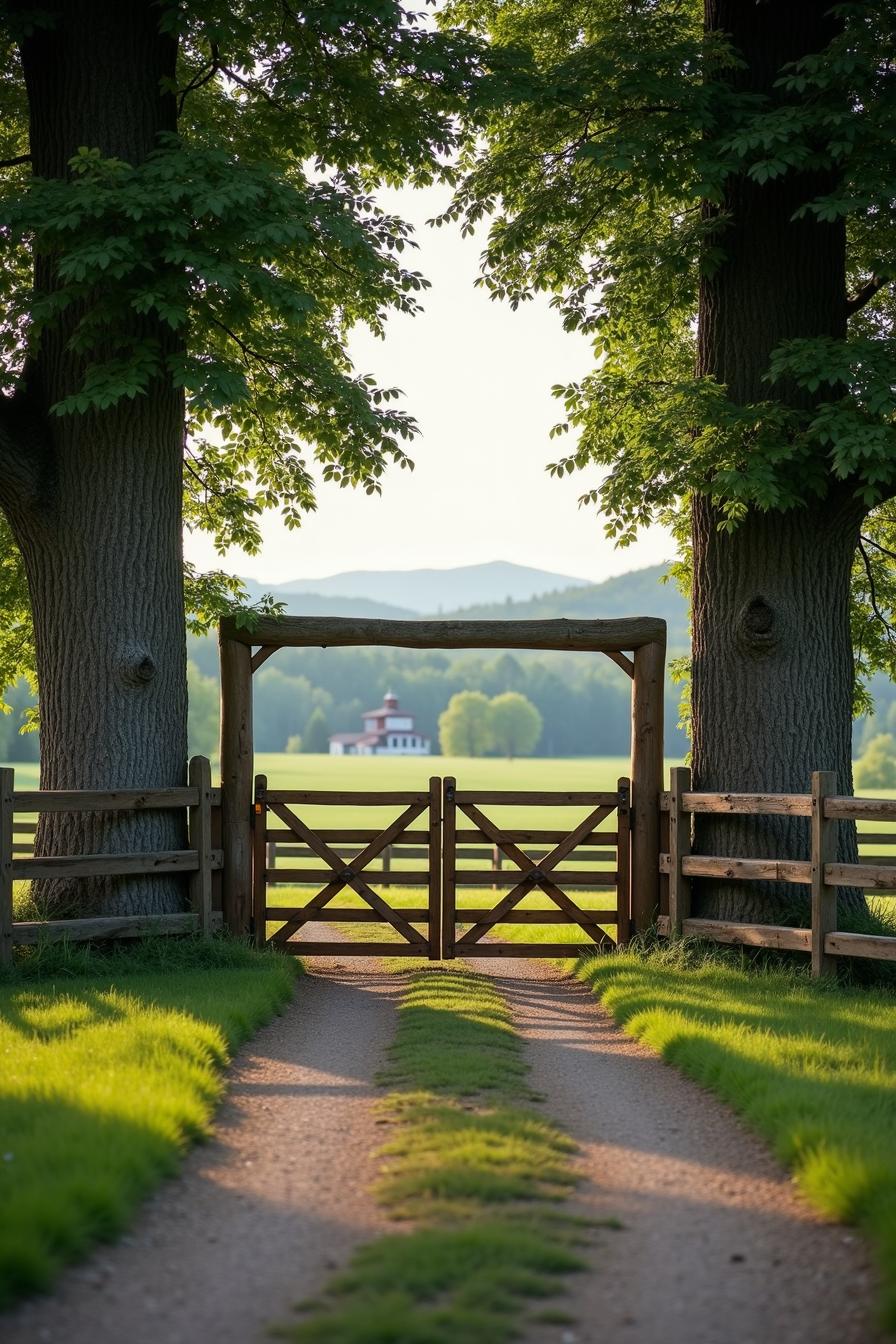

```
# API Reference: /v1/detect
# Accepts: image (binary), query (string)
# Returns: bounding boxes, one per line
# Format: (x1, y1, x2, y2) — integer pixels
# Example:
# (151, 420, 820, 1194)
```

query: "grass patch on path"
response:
(0, 937, 296, 1308)
(275, 966, 593, 1344)
(578, 942, 896, 1328)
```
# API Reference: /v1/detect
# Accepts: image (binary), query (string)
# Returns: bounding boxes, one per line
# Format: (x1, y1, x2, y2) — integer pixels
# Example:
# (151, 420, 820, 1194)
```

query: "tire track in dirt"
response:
(1, 955, 398, 1344)
(468, 956, 881, 1344)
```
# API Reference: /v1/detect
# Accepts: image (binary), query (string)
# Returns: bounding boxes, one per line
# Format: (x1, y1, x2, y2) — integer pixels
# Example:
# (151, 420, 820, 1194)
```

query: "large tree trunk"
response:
(691, 497, 862, 921)
(0, 1, 187, 917)
(691, 1, 863, 922)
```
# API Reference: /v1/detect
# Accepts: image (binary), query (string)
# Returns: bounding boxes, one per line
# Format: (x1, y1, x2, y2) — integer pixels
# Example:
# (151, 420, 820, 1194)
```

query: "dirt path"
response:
(2, 956, 399, 1344)
(469, 956, 882, 1344)
(2, 953, 884, 1344)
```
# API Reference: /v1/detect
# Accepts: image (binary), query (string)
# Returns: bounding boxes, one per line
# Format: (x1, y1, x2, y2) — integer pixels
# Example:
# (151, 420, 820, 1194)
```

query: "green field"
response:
(253, 753, 656, 831)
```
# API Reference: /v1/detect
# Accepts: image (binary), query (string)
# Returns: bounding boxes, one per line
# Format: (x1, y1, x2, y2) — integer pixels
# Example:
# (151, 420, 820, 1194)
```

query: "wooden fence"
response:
(1, 755, 222, 963)
(658, 767, 896, 975)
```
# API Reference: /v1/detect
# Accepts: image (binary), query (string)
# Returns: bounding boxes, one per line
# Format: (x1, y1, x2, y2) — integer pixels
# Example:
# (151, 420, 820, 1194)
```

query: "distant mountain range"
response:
(246, 561, 591, 613)
(239, 560, 689, 648)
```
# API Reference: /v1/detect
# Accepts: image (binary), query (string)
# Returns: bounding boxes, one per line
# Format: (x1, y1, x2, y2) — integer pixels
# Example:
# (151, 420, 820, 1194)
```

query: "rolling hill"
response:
(239, 562, 689, 649)
(246, 561, 590, 613)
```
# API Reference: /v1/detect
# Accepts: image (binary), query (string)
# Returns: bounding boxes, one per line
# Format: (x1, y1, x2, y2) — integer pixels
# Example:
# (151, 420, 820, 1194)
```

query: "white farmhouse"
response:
(329, 691, 431, 756)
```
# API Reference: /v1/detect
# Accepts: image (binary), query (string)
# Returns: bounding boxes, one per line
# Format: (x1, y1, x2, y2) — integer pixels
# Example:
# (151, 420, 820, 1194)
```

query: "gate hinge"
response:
(445, 782, 455, 803)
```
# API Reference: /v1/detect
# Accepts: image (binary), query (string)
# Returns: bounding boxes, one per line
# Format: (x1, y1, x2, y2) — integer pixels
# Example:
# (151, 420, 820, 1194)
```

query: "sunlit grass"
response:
(273, 967, 598, 1344)
(0, 939, 297, 1306)
(578, 941, 896, 1329)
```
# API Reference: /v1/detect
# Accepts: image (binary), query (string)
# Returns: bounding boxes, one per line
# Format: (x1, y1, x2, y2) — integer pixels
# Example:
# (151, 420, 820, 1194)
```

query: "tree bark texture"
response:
(691, 498, 862, 921)
(0, 1, 187, 916)
(692, 1, 863, 922)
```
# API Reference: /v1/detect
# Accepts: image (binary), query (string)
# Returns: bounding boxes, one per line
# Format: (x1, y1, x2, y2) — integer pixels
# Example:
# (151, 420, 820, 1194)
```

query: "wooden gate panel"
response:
(449, 782, 629, 957)
(256, 781, 438, 957)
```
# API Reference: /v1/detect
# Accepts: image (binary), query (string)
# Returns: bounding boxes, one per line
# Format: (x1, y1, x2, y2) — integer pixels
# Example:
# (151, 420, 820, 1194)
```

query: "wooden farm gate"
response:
(252, 776, 631, 959)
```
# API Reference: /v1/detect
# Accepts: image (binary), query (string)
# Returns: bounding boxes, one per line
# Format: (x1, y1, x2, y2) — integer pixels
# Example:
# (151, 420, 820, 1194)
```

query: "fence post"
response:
(616, 777, 631, 946)
(253, 775, 268, 949)
(1, 768, 13, 965)
(668, 766, 692, 936)
(188, 755, 213, 936)
(491, 843, 502, 891)
(811, 770, 837, 978)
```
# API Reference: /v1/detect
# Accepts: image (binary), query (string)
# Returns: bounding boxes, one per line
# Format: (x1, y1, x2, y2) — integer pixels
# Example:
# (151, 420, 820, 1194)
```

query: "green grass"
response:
(577, 941, 896, 1329)
(0, 938, 297, 1307)
(274, 967, 600, 1344)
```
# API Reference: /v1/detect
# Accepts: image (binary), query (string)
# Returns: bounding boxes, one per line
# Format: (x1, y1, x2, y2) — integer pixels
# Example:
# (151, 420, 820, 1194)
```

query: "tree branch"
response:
(861, 533, 896, 564)
(858, 536, 896, 649)
(845, 273, 891, 317)
(177, 44, 221, 115)
(0, 154, 31, 170)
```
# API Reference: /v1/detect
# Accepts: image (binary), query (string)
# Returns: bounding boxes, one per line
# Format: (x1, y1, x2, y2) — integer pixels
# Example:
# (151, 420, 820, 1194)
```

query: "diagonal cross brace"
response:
(456, 800, 616, 945)
(267, 799, 428, 946)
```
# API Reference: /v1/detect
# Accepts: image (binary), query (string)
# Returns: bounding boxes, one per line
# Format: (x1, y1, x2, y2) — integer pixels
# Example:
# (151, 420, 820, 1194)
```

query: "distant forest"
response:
(186, 639, 690, 758)
(2, 560, 891, 761)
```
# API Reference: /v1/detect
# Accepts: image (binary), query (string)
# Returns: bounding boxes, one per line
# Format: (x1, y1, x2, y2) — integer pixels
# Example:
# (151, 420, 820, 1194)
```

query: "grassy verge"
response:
(274, 966, 602, 1344)
(577, 940, 896, 1328)
(0, 937, 297, 1307)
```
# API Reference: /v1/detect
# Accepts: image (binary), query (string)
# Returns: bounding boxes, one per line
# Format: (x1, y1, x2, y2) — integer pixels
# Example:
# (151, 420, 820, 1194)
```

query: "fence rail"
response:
(658, 767, 896, 975)
(0, 756, 220, 963)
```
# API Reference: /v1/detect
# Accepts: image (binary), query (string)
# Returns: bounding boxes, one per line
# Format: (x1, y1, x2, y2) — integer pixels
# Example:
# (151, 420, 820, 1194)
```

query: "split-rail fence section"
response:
(3, 758, 896, 974)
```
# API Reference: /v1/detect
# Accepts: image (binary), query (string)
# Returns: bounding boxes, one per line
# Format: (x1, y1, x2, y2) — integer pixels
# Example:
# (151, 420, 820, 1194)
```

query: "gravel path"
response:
(2, 956, 399, 1344)
(469, 956, 882, 1344)
(1, 952, 883, 1344)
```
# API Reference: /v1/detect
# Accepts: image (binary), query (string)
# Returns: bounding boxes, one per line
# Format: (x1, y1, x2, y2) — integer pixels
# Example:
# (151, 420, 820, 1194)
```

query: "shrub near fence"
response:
(0, 756, 221, 963)
(658, 767, 896, 975)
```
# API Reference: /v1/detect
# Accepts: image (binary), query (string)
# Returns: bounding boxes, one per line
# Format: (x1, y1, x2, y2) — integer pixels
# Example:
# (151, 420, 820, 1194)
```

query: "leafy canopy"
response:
(442, 0, 896, 688)
(444, 0, 896, 528)
(0, 2, 496, 695)
(439, 690, 495, 756)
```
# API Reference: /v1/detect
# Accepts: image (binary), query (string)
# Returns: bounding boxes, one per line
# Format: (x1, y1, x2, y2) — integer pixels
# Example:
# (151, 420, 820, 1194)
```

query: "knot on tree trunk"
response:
(737, 596, 778, 658)
(117, 646, 158, 688)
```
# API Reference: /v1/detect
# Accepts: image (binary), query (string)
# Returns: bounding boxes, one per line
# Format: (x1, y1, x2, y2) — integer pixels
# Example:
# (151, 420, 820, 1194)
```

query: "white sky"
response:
(184, 184, 674, 585)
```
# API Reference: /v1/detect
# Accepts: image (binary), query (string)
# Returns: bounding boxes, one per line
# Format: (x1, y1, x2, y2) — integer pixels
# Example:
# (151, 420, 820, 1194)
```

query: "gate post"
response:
(428, 777, 442, 960)
(252, 775, 268, 948)
(220, 629, 254, 935)
(631, 638, 665, 933)
(441, 777, 456, 960)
